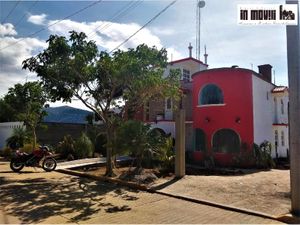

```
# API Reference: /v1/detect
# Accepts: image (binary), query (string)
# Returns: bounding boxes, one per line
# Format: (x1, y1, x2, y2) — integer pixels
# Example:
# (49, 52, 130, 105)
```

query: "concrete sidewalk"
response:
(0, 162, 283, 224)
(56, 156, 133, 169)
(56, 158, 105, 169)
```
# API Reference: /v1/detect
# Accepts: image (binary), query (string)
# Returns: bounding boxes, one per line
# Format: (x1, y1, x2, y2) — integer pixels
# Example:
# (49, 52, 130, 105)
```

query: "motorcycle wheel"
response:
(42, 158, 57, 172)
(10, 160, 24, 172)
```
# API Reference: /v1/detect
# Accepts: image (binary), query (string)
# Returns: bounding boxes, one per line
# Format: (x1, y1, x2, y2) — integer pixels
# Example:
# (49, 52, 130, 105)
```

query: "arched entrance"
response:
(212, 129, 240, 153)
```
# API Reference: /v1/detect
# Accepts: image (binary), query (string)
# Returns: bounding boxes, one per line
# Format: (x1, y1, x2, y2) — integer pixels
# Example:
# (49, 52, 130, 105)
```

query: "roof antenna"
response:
(196, 0, 205, 60)
(250, 63, 253, 71)
(204, 45, 208, 64)
(273, 69, 276, 85)
(188, 43, 193, 58)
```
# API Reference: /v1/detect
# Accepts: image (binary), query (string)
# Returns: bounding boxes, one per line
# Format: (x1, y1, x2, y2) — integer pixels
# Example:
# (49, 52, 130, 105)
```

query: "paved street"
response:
(0, 162, 283, 224)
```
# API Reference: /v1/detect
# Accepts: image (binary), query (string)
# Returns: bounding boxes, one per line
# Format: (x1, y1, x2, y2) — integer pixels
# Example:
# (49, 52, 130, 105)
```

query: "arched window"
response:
(195, 129, 206, 151)
(199, 84, 224, 105)
(212, 129, 240, 153)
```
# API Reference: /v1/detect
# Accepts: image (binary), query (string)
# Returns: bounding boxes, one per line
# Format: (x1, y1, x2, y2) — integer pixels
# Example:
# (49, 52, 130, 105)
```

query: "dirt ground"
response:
(82, 166, 291, 216)
(151, 169, 291, 216)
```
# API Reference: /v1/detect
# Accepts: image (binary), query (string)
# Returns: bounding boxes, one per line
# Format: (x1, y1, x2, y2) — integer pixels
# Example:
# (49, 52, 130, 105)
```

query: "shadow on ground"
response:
(0, 174, 139, 223)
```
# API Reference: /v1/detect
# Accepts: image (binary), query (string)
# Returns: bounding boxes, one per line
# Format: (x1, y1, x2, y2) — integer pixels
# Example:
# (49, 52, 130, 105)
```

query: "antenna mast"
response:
(196, 0, 205, 60)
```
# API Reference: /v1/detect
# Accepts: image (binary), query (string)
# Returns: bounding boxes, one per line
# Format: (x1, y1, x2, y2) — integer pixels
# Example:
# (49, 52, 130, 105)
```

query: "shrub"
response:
(6, 127, 30, 150)
(94, 133, 107, 157)
(153, 135, 175, 171)
(115, 120, 171, 173)
(56, 135, 75, 159)
(74, 133, 94, 159)
(1, 147, 13, 159)
(21, 143, 39, 154)
(254, 141, 275, 168)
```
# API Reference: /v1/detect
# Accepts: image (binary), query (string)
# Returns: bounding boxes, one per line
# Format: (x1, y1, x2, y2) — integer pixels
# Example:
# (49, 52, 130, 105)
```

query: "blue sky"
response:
(0, 0, 292, 109)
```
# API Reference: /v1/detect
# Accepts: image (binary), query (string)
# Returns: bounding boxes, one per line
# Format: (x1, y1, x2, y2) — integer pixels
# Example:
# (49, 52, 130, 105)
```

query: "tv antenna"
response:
(196, 0, 205, 60)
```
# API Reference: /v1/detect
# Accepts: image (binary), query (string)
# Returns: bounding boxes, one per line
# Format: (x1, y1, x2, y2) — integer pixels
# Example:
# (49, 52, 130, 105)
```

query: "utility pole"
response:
(286, 0, 300, 216)
(175, 109, 185, 178)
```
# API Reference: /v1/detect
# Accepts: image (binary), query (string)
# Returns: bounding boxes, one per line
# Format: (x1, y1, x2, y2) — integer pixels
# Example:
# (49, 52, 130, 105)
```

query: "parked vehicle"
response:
(10, 146, 57, 172)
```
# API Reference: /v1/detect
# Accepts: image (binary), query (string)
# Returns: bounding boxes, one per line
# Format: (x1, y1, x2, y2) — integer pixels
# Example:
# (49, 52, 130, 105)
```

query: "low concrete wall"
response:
(36, 122, 105, 147)
(0, 122, 24, 150)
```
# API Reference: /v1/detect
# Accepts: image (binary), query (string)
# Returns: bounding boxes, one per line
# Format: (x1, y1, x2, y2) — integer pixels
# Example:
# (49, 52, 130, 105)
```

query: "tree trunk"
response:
(32, 126, 36, 151)
(134, 152, 143, 175)
(105, 124, 116, 177)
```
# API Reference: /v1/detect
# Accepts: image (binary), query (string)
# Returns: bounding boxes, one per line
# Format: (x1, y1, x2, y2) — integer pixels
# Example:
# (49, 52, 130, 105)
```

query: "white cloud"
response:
(151, 27, 175, 36)
(0, 36, 47, 97)
(47, 19, 163, 51)
(0, 23, 17, 37)
(27, 14, 48, 25)
(166, 47, 184, 61)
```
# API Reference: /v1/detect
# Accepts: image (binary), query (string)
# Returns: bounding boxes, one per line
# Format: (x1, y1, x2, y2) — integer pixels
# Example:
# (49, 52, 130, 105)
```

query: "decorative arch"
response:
(150, 128, 167, 137)
(199, 84, 224, 105)
(212, 129, 240, 153)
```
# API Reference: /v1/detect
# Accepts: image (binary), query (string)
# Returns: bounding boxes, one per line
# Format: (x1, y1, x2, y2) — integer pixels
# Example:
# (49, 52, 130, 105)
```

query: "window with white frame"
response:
(166, 98, 172, 110)
(275, 130, 278, 146)
(281, 99, 284, 114)
(281, 130, 285, 146)
(182, 69, 190, 82)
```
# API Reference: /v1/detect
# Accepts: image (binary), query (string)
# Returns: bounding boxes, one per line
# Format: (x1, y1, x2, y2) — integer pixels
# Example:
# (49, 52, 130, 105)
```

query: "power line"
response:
(88, 0, 143, 40)
(14, 0, 39, 28)
(0, 0, 103, 52)
(88, 1, 135, 38)
(5, 0, 39, 37)
(109, 0, 177, 53)
(2, 0, 21, 24)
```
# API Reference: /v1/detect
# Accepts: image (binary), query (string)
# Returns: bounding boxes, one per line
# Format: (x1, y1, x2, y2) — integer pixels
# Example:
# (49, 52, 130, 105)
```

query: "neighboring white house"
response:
(271, 86, 289, 158)
(0, 122, 24, 150)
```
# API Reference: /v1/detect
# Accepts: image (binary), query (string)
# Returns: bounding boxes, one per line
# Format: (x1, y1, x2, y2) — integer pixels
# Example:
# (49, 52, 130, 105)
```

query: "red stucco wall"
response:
(192, 68, 254, 166)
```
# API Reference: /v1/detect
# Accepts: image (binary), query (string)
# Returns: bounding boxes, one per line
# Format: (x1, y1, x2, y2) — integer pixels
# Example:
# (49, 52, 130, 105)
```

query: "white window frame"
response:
(182, 68, 190, 82)
(281, 130, 285, 146)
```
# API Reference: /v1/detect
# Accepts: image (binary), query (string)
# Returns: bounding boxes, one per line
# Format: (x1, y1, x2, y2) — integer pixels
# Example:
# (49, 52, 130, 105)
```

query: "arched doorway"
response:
(212, 129, 240, 153)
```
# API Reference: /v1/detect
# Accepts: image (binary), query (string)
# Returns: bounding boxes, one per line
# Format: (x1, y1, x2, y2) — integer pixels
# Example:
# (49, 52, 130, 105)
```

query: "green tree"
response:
(22, 31, 180, 176)
(0, 98, 17, 122)
(115, 120, 168, 174)
(3, 82, 48, 150)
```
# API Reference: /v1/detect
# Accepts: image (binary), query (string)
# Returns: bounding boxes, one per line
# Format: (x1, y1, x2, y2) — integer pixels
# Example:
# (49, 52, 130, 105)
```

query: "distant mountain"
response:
(43, 106, 93, 124)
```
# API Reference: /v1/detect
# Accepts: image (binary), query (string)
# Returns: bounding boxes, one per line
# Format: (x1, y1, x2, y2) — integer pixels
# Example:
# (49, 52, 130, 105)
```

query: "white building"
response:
(271, 86, 289, 158)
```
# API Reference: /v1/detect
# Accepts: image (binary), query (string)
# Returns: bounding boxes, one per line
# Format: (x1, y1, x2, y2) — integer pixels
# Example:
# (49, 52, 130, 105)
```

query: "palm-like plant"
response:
(6, 127, 30, 149)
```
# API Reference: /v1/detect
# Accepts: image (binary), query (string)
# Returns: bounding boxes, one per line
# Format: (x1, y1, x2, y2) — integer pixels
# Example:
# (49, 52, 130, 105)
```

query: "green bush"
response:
(254, 141, 275, 168)
(56, 135, 75, 159)
(1, 147, 13, 159)
(115, 120, 171, 173)
(6, 127, 30, 150)
(21, 143, 40, 153)
(74, 133, 94, 159)
(152, 135, 175, 171)
(94, 133, 107, 157)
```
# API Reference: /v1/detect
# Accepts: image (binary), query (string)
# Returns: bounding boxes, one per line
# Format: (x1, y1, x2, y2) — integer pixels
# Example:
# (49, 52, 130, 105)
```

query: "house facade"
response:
(136, 51, 289, 166)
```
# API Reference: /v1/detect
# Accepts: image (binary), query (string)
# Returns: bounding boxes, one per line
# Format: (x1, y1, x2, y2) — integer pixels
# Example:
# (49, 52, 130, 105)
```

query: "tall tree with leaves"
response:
(3, 82, 48, 150)
(22, 31, 180, 176)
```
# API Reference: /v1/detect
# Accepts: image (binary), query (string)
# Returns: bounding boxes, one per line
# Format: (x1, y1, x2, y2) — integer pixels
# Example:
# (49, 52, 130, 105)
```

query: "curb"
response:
(56, 168, 284, 223)
(276, 214, 300, 224)
(56, 169, 149, 191)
